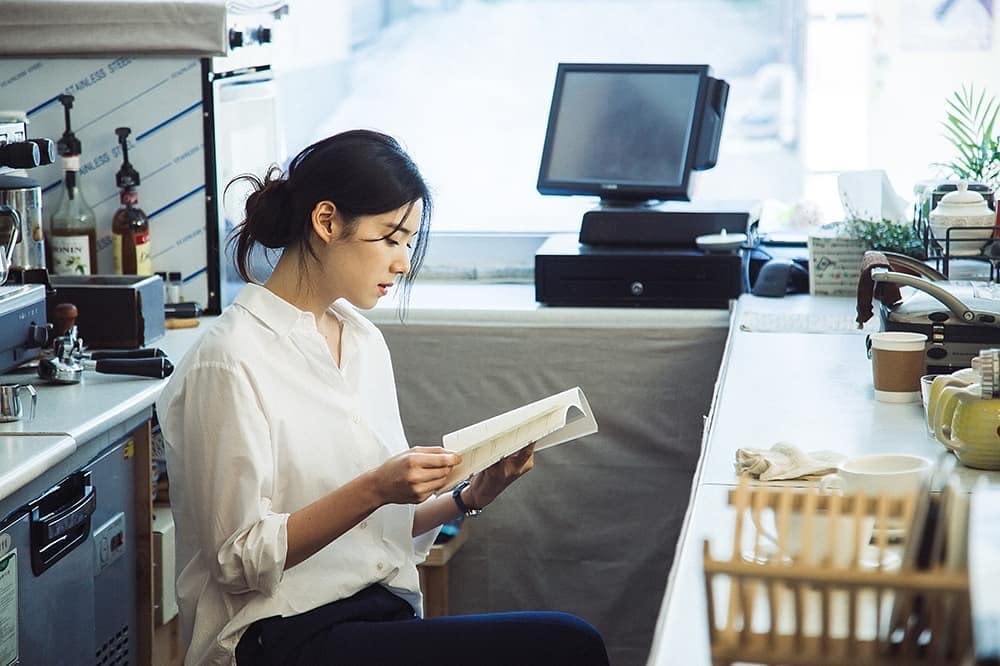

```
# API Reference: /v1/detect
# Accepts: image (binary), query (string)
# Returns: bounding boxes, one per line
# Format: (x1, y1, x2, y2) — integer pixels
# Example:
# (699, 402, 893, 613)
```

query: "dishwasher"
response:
(0, 436, 136, 665)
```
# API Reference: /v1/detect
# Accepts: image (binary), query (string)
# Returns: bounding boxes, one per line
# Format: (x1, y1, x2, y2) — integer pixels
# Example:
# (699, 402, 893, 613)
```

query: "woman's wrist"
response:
(461, 484, 487, 511)
(359, 469, 387, 511)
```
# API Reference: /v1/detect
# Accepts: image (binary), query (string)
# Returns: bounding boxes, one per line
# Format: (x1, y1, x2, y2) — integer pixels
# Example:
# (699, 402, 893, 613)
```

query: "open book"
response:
(441, 387, 597, 490)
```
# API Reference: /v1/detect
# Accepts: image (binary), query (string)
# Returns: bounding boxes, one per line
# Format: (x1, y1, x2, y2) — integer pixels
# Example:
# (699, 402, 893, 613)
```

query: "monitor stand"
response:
(579, 199, 757, 247)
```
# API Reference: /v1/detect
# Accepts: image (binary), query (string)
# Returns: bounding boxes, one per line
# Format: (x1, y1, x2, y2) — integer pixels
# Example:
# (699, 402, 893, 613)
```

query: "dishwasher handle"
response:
(29, 471, 97, 576)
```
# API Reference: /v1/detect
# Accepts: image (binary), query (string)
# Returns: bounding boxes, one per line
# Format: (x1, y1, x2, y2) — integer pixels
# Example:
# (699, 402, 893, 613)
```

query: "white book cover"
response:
(441, 387, 598, 489)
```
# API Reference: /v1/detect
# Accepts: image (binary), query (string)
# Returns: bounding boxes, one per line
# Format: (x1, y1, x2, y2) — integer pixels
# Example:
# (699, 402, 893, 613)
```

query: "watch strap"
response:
(452, 480, 482, 517)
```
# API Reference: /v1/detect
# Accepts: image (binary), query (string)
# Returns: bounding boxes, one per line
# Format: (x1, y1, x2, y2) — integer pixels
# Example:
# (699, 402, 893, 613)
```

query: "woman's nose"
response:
(392, 248, 411, 275)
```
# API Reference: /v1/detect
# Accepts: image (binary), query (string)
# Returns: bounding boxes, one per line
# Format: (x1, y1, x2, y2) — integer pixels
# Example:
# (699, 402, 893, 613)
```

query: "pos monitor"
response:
(536, 63, 731, 245)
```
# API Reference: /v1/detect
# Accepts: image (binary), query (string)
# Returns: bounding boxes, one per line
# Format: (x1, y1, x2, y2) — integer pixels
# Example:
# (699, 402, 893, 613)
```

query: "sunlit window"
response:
(311, 0, 804, 233)
(279, 0, 999, 260)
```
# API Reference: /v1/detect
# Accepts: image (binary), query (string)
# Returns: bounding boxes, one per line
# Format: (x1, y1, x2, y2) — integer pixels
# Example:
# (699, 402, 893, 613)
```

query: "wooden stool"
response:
(418, 523, 469, 618)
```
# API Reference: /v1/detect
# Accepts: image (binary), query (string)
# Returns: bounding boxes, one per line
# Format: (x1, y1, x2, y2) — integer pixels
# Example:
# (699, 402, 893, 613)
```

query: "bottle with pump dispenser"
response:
(48, 94, 98, 275)
(111, 127, 152, 275)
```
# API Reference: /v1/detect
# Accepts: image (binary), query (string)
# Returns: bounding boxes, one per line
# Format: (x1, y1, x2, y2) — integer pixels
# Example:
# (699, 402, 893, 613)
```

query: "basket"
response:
(702, 480, 970, 665)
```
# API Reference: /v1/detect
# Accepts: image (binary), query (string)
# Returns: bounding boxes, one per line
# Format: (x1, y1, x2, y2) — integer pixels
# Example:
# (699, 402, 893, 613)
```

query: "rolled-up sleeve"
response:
(411, 501, 441, 564)
(180, 363, 289, 595)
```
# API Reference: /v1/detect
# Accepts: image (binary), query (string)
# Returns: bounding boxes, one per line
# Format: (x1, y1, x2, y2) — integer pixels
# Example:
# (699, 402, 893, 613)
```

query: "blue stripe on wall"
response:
(183, 266, 207, 283)
(42, 179, 61, 194)
(27, 94, 62, 117)
(136, 101, 202, 142)
(148, 185, 205, 219)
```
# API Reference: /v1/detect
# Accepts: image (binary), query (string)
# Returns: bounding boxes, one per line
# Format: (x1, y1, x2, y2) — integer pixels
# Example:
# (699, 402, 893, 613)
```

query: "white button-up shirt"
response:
(157, 284, 439, 666)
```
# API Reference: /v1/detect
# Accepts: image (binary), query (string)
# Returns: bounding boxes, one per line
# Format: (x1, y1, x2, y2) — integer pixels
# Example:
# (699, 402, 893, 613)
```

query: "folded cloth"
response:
(856, 251, 903, 327)
(735, 442, 845, 481)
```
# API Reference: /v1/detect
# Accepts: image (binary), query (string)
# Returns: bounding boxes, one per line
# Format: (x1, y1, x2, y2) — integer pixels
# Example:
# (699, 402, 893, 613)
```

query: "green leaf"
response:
(939, 83, 1000, 190)
(945, 114, 975, 145)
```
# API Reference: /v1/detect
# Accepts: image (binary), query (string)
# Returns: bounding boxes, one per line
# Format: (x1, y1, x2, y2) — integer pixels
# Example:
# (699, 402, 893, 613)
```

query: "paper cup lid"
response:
(869, 331, 927, 351)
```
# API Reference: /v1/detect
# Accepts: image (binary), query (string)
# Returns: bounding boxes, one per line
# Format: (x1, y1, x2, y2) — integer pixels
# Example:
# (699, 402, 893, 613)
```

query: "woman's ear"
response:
(310, 201, 339, 244)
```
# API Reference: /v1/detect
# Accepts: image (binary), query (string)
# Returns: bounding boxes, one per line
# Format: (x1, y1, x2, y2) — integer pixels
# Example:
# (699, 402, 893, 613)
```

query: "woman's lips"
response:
(378, 283, 392, 296)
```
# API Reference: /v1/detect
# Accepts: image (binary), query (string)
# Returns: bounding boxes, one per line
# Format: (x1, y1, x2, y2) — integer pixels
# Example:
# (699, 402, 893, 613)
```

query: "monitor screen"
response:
(537, 64, 713, 202)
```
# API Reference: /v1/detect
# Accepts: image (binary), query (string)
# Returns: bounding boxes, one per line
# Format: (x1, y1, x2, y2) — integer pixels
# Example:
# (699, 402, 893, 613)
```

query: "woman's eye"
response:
(386, 239, 399, 247)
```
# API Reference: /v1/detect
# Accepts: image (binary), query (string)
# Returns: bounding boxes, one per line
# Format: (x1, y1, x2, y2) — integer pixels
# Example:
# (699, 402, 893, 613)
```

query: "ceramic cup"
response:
(921, 374, 945, 434)
(867, 332, 928, 403)
(820, 453, 931, 496)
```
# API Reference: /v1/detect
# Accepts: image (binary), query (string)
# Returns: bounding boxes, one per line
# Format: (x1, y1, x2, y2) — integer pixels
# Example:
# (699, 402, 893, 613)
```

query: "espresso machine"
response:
(0, 113, 54, 373)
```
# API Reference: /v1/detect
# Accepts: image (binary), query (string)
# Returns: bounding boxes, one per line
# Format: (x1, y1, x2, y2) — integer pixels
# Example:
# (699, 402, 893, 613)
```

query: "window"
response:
(276, 0, 999, 276)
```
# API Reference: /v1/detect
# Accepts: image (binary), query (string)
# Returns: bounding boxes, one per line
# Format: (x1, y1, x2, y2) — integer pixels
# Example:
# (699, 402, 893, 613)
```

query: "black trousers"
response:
(235, 584, 610, 666)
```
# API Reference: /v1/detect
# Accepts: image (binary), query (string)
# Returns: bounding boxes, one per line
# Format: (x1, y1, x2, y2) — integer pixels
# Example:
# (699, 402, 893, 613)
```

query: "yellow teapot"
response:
(935, 384, 1000, 469)
(926, 368, 977, 433)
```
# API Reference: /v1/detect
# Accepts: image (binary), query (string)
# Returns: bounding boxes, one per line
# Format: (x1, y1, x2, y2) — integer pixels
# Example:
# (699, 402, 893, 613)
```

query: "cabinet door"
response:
(14, 506, 96, 666)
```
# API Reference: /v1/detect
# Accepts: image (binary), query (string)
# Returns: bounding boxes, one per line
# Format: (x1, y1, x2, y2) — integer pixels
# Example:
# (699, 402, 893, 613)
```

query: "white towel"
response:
(735, 442, 845, 481)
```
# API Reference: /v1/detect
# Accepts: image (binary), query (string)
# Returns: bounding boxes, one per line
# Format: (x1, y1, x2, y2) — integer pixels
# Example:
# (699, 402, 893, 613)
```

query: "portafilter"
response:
(39, 326, 173, 384)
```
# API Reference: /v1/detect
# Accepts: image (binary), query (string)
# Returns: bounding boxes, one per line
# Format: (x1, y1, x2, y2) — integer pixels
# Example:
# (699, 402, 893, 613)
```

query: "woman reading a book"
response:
(157, 130, 610, 666)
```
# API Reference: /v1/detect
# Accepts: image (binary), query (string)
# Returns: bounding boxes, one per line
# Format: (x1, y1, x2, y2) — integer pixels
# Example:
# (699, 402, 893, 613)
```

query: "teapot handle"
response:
(934, 385, 973, 451)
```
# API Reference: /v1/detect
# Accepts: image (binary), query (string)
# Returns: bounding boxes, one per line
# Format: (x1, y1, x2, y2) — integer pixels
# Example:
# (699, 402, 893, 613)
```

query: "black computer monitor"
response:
(536, 63, 728, 204)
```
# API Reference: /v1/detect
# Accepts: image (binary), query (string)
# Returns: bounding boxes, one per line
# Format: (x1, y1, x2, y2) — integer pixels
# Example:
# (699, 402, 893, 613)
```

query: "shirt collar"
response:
(232, 284, 374, 339)
(329, 299, 375, 340)
(232, 284, 309, 338)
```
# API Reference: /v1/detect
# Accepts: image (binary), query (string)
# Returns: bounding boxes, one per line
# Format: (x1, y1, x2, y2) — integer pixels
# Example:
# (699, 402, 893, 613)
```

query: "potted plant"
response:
(841, 214, 926, 260)
(936, 83, 1000, 192)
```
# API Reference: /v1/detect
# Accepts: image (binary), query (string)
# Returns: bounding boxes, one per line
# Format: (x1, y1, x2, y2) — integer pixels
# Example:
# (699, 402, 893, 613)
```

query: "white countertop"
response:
(646, 293, 1000, 666)
(0, 322, 208, 503)
(0, 434, 75, 503)
(699, 330, 997, 489)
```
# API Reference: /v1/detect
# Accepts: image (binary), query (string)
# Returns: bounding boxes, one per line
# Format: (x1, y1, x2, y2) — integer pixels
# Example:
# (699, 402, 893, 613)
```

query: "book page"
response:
(441, 387, 597, 489)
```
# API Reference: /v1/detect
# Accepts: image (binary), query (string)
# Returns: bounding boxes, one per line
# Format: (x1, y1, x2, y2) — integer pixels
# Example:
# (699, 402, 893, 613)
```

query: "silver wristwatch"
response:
(452, 480, 483, 517)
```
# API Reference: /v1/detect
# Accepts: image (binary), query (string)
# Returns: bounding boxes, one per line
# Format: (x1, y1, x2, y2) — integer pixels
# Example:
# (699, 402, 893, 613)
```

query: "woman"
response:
(157, 130, 610, 666)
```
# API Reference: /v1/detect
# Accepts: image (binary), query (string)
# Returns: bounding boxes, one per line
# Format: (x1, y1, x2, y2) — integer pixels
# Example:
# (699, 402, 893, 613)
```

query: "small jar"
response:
(929, 181, 996, 256)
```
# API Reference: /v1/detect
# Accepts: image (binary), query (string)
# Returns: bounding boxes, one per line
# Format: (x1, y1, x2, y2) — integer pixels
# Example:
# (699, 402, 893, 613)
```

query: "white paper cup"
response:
(868, 332, 927, 403)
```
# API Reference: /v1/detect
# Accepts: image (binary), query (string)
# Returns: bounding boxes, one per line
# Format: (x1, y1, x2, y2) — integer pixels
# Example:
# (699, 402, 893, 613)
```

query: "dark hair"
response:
(226, 129, 432, 307)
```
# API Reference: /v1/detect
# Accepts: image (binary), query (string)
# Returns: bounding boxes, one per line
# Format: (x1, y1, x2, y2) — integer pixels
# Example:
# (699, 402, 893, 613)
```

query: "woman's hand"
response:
(465, 443, 535, 509)
(373, 446, 461, 505)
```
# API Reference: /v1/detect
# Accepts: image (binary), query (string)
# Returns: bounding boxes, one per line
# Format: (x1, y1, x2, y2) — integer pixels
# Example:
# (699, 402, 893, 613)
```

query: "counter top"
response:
(646, 294, 1000, 666)
(0, 322, 207, 504)
(0, 434, 75, 503)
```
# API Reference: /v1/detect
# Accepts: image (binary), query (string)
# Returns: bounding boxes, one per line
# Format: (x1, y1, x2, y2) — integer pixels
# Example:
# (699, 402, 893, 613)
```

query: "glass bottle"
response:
(48, 156, 98, 275)
(112, 188, 152, 275)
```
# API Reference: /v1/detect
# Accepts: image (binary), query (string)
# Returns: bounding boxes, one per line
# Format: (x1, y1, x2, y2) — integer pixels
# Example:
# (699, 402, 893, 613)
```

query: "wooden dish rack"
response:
(702, 480, 970, 665)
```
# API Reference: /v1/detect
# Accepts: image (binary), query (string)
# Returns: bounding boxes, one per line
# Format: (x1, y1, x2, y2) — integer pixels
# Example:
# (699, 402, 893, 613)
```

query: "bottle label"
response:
(49, 235, 92, 275)
(136, 231, 152, 275)
(113, 231, 153, 275)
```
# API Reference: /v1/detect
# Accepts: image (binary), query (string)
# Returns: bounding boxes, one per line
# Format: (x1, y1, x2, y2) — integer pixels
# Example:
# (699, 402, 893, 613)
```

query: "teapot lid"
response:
(940, 181, 987, 206)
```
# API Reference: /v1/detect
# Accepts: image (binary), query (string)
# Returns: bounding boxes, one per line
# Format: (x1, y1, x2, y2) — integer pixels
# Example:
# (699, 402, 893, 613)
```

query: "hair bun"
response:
(242, 168, 294, 249)
(261, 171, 291, 202)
